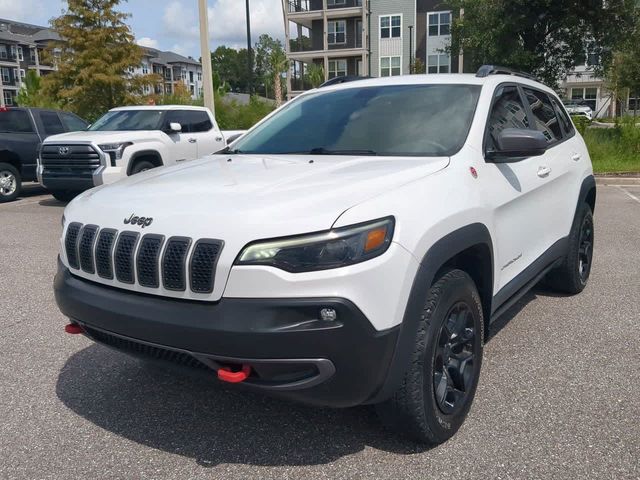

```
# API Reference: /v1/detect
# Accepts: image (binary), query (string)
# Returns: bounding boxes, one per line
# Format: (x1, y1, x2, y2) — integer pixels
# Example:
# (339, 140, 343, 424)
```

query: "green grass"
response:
(582, 119, 640, 174)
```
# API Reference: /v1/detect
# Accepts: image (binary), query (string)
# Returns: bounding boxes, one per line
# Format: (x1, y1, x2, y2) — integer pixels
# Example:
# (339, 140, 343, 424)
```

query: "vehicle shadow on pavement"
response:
(38, 198, 66, 207)
(56, 347, 431, 467)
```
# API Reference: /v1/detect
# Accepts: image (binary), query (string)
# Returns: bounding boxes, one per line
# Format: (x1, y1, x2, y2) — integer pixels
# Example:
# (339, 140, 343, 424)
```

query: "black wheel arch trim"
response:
(366, 222, 494, 404)
(578, 174, 596, 215)
(127, 150, 163, 175)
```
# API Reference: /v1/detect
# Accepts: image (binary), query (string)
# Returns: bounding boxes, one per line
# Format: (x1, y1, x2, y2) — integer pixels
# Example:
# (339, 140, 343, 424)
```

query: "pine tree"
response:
(43, 0, 157, 120)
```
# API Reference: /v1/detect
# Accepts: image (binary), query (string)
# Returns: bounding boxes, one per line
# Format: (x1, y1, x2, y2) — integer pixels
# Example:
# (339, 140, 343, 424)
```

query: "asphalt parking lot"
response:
(1, 183, 639, 480)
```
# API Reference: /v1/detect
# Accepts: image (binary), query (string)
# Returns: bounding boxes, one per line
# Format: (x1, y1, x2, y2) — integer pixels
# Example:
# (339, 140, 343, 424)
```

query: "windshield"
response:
(231, 84, 481, 156)
(88, 110, 165, 131)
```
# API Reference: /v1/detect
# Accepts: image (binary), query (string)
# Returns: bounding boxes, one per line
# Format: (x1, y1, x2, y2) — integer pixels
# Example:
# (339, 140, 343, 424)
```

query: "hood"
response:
(66, 154, 448, 239)
(64, 153, 448, 302)
(44, 130, 158, 143)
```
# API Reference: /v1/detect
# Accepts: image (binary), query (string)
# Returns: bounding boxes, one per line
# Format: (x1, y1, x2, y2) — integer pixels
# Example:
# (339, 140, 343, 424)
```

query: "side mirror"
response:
(165, 122, 182, 134)
(487, 128, 548, 163)
(225, 133, 243, 144)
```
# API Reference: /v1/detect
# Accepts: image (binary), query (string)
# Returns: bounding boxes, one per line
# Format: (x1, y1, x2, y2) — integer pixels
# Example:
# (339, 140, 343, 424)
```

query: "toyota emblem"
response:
(58, 146, 70, 155)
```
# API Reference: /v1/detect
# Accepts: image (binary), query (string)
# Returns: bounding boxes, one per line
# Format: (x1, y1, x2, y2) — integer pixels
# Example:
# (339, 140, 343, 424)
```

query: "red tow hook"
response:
(217, 365, 251, 383)
(64, 323, 83, 334)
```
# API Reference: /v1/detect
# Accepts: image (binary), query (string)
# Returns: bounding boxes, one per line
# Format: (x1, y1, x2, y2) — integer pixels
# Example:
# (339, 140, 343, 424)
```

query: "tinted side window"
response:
(0, 109, 34, 133)
(188, 111, 213, 132)
(60, 112, 88, 132)
(522, 88, 563, 144)
(486, 85, 529, 149)
(164, 110, 192, 133)
(550, 97, 574, 137)
(40, 111, 66, 136)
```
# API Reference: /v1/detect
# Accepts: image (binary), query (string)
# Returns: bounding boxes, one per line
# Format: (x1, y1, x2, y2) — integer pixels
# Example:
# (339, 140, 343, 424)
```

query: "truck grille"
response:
(64, 223, 223, 295)
(41, 144, 102, 173)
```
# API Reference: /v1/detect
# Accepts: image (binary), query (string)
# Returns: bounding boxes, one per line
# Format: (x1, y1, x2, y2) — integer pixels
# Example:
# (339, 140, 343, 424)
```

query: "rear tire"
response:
(545, 204, 594, 294)
(376, 269, 484, 444)
(51, 190, 79, 203)
(130, 160, 156, 175)
(0, 162, 21, 203)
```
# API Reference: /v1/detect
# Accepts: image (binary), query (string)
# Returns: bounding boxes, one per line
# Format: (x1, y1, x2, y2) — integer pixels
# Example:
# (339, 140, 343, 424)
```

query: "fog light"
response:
(320, 308, 337, 322)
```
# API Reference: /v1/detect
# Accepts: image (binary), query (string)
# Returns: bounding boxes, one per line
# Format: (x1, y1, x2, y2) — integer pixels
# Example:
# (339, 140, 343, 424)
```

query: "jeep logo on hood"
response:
(124, 214, 153, 228)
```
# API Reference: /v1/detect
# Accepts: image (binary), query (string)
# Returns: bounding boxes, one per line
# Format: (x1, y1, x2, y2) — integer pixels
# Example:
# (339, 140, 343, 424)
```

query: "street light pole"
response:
(246, 0, 253, 95)
(198, 0, 215, 114)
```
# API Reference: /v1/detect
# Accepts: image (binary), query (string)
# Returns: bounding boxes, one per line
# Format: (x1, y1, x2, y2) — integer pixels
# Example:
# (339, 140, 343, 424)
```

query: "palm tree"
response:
(269, 47, 288, 107)
(305, 63, 325, 88)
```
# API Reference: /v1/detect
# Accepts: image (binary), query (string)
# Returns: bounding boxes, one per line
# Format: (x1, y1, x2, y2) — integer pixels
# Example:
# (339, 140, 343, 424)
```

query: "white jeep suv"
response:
(55, 66, 596, 444)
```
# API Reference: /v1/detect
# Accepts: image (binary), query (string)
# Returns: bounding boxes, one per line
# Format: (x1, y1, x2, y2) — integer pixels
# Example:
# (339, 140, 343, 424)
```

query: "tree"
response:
(16, 70, 59, 108)
(42, 0, 157, 120)
(607, 12, 640, 117)
(211, 46, 251, 92)
(449, 0, 638, 87)
(254, 34, 288, 106)
(305, 63, 325, 88)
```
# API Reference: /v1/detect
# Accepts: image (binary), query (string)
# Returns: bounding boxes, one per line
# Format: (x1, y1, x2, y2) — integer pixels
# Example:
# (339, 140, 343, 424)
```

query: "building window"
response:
(10, 45, 17, 59)
(427, 54, 450, 73)
(328, 20, 346, 44)
(328, 59, 347, 79)
(3, 91, 13, 106)
(380, 15, 401, 39)
(428, 11, 451, 36)
(17, 46, 23, 61)
(30, 48, 37, 63)
(327, 0, 346, 5)
(1, 67, 10, 83)
(0, 45, 7, 59)
(380, 56, 401, 76)
(571, 87, 597, 110)
(142, 63, 148, 74)
(197, 72, 202, 81)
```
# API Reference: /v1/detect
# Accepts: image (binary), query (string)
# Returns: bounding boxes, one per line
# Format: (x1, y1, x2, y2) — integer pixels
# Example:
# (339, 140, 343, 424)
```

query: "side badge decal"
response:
(470, 167, 478, 179)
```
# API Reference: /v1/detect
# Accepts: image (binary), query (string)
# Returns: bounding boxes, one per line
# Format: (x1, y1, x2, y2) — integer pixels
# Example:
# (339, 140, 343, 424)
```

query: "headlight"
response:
(98, 142, 132, 162)
(235, 217, 395, 273)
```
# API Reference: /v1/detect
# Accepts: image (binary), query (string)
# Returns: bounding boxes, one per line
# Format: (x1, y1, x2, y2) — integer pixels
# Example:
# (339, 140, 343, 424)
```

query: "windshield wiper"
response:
(306, 147, 378, 156)
(216, 145, 242, 154)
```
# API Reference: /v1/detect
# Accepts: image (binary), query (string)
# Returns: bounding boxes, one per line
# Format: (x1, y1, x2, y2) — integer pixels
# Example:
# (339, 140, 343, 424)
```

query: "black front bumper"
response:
(54, 262, 399, 407)
(41, 173, 96, 192)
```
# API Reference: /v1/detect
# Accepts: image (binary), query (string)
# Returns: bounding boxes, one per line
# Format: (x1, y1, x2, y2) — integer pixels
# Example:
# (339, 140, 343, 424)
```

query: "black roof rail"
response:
(319, 75, 370, 88)
(475, 65, 538, 81)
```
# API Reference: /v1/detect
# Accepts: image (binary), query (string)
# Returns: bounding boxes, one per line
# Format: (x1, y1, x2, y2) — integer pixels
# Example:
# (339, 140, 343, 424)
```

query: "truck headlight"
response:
(235, 217, 394, 273)
(98, 142, 132, 164)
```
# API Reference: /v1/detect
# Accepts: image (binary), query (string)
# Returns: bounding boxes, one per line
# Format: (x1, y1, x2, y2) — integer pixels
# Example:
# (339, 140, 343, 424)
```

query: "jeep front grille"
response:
(64, 224, 223, 295)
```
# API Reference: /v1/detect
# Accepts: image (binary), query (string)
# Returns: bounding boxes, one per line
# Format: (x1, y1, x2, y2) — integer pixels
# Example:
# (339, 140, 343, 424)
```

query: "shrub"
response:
(571, 115, 590, 135)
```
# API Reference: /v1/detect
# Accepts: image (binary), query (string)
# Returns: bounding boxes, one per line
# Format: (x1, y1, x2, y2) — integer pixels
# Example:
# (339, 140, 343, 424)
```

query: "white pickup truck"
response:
(37, 105, 243, 202)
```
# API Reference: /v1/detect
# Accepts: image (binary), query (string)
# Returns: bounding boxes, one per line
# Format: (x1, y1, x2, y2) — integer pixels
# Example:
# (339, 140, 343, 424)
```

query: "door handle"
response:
(188, 138, 197, 143)
(215, 136, 223, 142)
(537, 166, 552, 178)
(571, 153, 582, 162)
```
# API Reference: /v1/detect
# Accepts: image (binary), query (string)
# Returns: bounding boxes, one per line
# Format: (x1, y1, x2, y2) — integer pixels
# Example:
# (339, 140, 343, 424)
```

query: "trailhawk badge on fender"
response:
(124, 214, 153, 228)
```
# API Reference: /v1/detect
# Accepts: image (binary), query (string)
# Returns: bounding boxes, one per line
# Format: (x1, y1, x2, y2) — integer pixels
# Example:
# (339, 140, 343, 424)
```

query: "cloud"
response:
(162, 0, 284, 52)
(0, 0, 61, 25)
(137, 37, 159, 49)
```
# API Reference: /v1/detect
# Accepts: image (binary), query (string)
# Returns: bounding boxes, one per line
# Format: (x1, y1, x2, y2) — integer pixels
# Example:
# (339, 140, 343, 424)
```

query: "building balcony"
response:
(286, 0, 364, 28)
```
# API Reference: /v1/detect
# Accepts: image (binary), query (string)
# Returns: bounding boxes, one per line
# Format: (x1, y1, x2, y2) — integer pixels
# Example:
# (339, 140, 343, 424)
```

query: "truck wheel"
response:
(545, 204, 594, 294)
(130, 160, 155, 175)
(51, 190, 79, 203)
(376, 269, 484, 444)
(0, 162, 21, 203)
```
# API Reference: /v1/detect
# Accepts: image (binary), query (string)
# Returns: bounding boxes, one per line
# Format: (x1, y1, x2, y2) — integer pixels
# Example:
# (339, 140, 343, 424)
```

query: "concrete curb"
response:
(595, 175, 640, 186)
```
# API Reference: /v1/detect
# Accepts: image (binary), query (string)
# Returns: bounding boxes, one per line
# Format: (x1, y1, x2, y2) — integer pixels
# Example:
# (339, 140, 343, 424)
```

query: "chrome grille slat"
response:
(114, 232, 140, 284)
(78, 225, 99, 274)
(64, 223, 82, 270)
(136, 235, 164, 288)
(162, 237, 191, 291)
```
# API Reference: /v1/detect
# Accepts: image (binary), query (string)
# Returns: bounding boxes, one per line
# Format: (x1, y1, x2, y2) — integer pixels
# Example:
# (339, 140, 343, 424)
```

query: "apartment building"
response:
(0, 18, 59, 106)
(281, 0, 460, 98)
(132, 48, 204, 99)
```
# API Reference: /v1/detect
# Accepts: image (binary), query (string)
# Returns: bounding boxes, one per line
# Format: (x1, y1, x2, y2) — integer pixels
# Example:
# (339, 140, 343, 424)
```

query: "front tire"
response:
(0, 162, 21, 203)
(377, 269, 484, 444)
(130, 160, 156, 175)
(545, 204, 594, 294)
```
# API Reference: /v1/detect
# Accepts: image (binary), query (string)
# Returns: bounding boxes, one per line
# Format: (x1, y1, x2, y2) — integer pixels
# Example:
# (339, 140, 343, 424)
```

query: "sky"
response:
(0, 0, 285, 57)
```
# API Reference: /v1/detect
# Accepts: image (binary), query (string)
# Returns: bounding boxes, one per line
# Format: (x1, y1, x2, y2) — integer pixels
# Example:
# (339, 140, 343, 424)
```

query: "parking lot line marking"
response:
(616, 186, 640, 205)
